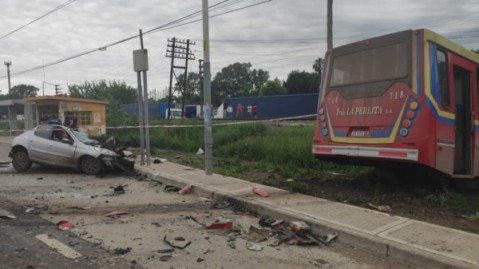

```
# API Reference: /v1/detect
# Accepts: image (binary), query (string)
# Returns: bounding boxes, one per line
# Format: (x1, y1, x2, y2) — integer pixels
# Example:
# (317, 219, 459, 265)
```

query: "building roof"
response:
(0, 99, 26, 107)
(23, 96, 108, 105)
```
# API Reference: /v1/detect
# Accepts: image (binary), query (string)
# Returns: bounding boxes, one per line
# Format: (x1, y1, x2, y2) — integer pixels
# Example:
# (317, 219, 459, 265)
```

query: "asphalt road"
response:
(0, 143, 408, 269)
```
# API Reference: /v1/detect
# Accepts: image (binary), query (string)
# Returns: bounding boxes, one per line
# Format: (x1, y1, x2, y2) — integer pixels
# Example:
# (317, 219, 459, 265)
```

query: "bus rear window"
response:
(330, 43, 408, 86)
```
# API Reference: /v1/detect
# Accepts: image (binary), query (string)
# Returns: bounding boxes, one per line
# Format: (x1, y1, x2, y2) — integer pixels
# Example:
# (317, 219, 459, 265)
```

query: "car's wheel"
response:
(80, 156, 103, 175)
(12, 150, 32, 172)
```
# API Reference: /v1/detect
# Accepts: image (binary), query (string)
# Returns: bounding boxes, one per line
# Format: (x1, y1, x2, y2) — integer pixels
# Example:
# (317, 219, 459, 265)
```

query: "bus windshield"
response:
(330, 42, 408, 87)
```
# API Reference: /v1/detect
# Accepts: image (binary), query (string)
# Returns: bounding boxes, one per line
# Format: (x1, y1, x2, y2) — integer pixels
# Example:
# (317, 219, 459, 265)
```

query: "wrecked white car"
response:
(9, 124, 135, 175)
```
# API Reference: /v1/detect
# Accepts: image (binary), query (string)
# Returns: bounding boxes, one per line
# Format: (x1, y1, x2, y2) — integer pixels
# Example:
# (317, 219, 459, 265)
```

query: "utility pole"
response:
(55, 84, 61, 96)
(202, 0, 213, 175)
(4, 61, 12, 95)
(165, 38, 195, 120)
(327, 0, 333, 51)
(199, 59, 204, 118)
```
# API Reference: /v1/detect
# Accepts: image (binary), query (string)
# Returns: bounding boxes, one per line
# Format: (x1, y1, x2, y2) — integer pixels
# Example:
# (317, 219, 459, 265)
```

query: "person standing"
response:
(236, 103, 244, 119)
(251, 103, 258, 118)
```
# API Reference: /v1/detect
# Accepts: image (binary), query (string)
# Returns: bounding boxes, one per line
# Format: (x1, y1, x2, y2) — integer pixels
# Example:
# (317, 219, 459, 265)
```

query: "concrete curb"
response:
(138, 167, 473, 269)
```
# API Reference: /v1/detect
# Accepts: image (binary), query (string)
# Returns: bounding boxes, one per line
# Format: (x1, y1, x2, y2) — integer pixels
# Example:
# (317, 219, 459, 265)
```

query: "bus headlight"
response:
(321, 128, 329, 136)
(399, 128, 409, 137)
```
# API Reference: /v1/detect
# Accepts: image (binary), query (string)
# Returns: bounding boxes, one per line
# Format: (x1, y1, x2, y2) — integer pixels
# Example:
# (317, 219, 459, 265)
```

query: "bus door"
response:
(451, 57, 475, 175)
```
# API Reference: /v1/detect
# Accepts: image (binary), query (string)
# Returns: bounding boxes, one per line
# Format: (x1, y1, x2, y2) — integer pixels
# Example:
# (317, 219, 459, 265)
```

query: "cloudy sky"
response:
(0, 0, 478, 97)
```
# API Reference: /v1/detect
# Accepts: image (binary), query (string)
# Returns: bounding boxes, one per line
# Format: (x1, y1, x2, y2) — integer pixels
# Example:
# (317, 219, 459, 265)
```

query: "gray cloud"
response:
(0, 0, 477, 96)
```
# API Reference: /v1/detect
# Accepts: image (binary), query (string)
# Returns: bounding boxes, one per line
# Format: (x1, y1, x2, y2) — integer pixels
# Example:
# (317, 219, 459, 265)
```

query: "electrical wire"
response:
(1, 0, 271, 79)
(0, 0, 77, 41)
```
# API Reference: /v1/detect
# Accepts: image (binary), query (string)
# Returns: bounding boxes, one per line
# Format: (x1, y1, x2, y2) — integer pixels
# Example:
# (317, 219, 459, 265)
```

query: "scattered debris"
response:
(25, 207, 36, 213)
(0, 209, 16, 219)
(157, 248, 175, 253)
(178, 184, 192, 195)
(151, 222, 162, 227)
(36, 177, 43, 180)
(227, 240, 236, 249)
(113, 247, 132, 255)
(153, 158, 167, 164)
(174, 237, 186, 241)
(66, 206, 90, 211)
(317, 233, 338, 245)
(285, 178, 294, 183)
(259, 216, 276, 227)
(164, 185, 181, 193)
(246, 243, 264, 251)
(163, 235, 191, 250)
(57, 220, 74, 231)
(252, 186, 269, 197)
(463, 212, 479, 221)
(243, 226, 270, 243)
(198, 197, 213, 203)
(196, 148, 204, 155)
(114, 185, 126, 195)
(206, 218, 233, 230)
(289, 221, 310, 232)
(197, 258, 205, 263)
(368, 203, 392, 213)
(105, 210, 129, 217)
(159, 255, 172, 262)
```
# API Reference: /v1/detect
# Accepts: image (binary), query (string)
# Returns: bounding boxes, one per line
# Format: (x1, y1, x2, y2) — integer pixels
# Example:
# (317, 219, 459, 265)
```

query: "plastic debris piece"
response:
(0, 209, 16, 219)
(289, 221, 310, 232)
(206, 218, 233, 230)
(318, 232, 338, 245)
(197, 258, 205, 263)
(198, 197, 213, 203)
(163, 235, 191, 250)
(252, 186, 269, 197)
(178, 184, 192, 195)
(259, 216, 276, 227)
(114, 185, 125, 195)
(105, 210, 129, 217)
(57, 220, 74, 231)
(368, 203, 392, 213)
(243, 226, 270, 243)
(227, 240, 236, 249)
(25, 208, 35, 213)
(37, 177, 43, 180)
(153, 158, 167, 164)
(157, 248, 174, 253)
(196, 148, 204, 155)
(113, 247, 132, 255)
(164, 185, 181, 192)
(159, 255, 172, 262)
(246, 243, 264, 251)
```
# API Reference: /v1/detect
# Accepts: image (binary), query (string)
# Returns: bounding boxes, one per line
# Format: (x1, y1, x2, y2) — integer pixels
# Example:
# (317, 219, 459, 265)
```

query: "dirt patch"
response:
(153, 150, 479, 234)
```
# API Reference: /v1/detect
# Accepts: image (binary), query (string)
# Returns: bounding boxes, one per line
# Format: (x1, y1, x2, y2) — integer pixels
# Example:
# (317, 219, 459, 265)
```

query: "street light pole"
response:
(4, 61, 12, 94)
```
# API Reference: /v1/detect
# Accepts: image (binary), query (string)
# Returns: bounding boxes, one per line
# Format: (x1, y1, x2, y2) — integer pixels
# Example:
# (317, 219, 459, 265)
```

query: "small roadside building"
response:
(23, 96, 108, 135)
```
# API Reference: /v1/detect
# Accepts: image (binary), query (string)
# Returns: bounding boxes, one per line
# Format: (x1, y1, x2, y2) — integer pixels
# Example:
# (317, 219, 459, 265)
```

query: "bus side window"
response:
(436, 49, 450, 110)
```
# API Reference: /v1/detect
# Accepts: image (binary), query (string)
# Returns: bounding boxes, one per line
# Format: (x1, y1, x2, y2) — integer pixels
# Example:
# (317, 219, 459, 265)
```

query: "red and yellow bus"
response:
(312, 29, 479, 178)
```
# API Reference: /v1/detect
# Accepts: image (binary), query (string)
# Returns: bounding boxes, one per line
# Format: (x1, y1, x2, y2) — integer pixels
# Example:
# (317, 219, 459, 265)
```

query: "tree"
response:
(283, 71, 320, 94)
(251, 69, 270, 95)
(174, 72, 201, 104)
(211, 62, 252, 105)
(259, 79, 287, 96)
(8, 84, 39, 99)
(68, 80, 137, 104)
(313, 57, 324, 77)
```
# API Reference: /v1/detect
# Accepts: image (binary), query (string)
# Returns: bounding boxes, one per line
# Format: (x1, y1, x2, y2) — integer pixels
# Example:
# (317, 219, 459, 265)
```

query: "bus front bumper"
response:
(312, 145, 418, 161)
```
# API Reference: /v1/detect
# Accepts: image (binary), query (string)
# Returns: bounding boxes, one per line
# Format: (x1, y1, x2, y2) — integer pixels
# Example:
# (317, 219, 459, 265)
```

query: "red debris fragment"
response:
(206, 219, 233, 229)
(252, 186, 269, 197)
(105, 210, 129, 217)
(178, 184, 192, 195)
(57, 220, 74, 231)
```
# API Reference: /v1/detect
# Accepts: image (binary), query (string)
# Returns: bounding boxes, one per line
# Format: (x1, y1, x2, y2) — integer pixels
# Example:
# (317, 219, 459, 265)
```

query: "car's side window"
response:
(51, 127, 71, 143)
(34, 126, 53, 140)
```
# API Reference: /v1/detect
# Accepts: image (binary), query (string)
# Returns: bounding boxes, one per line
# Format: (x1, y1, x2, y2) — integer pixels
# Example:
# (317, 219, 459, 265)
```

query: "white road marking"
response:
(35, 234, 82, 259)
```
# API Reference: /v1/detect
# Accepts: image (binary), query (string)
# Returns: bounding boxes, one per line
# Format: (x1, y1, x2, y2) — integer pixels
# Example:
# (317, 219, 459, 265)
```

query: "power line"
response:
(0, 0, 77, 41)
(1, 0, 271, 79)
